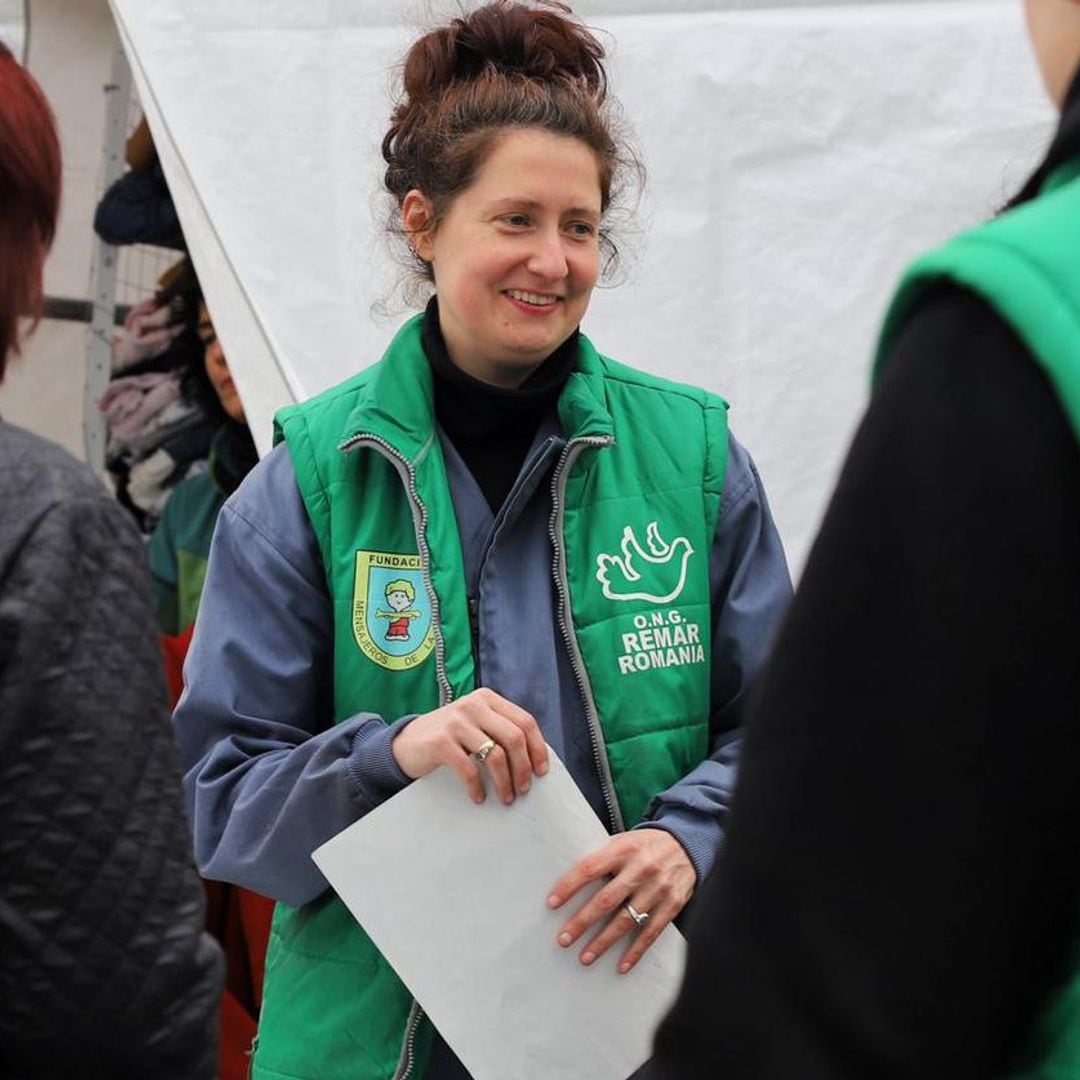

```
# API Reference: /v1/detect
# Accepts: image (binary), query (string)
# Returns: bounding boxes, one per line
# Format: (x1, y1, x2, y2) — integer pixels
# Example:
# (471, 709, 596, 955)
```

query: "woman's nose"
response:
(526, 231, 569, 280)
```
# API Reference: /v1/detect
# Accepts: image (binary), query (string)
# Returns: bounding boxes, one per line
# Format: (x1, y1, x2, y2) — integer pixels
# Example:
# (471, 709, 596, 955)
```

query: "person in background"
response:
(0, 41, 222, 1077)
(174, 3, 791, 1078)
(149, 292, 259, 693)
(101, 257, 224, 535)
(645, 3, 1080, 1077)
(148, 292, 268, 1080)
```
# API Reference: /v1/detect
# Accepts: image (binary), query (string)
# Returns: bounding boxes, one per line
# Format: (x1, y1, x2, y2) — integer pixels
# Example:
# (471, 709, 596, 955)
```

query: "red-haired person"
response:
(647, 4, 1080, 1079)
(174, 3, 791, 1078)
(0, 42, 222, 1077)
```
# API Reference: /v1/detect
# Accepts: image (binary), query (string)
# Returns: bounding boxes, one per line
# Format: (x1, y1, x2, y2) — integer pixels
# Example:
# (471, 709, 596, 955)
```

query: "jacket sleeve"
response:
(174, 444, 416, 908)
(636, 433, 791, 883)
(0, 487, 222, 1079)
(644, 287, 1080, 1079)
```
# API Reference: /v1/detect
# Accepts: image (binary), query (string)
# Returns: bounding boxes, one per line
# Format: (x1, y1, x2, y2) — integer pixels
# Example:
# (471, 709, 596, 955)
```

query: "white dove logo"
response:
(595, 522, 695, 605)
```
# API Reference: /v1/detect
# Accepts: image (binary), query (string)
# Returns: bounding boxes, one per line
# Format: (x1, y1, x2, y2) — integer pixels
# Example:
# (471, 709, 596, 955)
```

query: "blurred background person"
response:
(148, 283, 258, 695)
(0, 41, 222, 1078)
(645, 2, 1080, 1077)
(98, 256, 224, 535)
(147, 286, 269, 1080)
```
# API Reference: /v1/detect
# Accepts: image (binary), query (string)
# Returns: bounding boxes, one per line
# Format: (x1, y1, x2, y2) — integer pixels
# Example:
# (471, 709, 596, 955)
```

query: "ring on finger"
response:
(471, 738, 496, 764)
(625, 902, 650, 928)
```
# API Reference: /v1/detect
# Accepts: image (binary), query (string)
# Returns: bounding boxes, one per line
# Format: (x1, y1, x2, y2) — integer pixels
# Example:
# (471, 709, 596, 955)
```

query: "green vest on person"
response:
(251, 315, 729, 1080)
(874, 159, 1080, 1079)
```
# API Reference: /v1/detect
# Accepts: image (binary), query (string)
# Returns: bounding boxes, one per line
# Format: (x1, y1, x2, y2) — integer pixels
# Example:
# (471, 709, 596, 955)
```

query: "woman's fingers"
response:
(616, 897, 680, 974)
(391, 688, 547, 804)
(444, 744, 486, 805)
(547, 846, 620, 915)
(469, 710, 533, 802)
(484, 690, 550, 778)
(548, 831, 696, 972)
(476, 741, 515, 805)
(459, 690, 543, 802)
(577, 877, 668, 970)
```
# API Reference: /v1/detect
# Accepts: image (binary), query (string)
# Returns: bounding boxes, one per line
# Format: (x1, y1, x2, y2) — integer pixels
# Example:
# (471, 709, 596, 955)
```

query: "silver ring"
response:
(625, 902, 650, 928)
(471, 738, 496, 764)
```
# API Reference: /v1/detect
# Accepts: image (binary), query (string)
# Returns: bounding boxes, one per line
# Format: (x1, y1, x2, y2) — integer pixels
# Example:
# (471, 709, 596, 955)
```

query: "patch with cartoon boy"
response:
(353, 550, 435, 670)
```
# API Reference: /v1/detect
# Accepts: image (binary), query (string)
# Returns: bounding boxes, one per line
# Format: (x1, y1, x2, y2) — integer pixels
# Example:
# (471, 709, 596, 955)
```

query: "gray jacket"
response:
(0, 420, 222, 1079)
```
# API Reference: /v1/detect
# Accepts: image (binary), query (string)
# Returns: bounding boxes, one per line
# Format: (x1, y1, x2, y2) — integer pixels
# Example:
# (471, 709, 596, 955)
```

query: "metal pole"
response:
(84, 31, 131, 474)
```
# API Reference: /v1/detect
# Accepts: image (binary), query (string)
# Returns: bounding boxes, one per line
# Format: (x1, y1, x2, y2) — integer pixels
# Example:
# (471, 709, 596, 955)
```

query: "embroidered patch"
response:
(353, 550, 435, 671)
(595, 521, 694, 605)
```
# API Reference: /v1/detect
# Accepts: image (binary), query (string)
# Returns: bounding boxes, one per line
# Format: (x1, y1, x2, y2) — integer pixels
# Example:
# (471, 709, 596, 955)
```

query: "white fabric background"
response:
(0, 0, 24, 59)
(0, 0, 117, 462)
(109, 0, 1054, 573)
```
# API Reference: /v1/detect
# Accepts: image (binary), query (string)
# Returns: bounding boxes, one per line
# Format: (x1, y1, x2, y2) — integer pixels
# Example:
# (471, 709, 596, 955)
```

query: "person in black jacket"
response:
(0, 43, 222, 1078)
(644, 7, 1080, 1080)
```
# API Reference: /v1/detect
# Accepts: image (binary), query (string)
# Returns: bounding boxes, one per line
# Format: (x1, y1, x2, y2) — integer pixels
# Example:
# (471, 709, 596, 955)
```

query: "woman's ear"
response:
(402, 190, 436, 263)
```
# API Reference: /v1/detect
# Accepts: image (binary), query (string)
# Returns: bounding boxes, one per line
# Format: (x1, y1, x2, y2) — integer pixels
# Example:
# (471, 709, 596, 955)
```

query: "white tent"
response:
(7, 0, 1057, 573)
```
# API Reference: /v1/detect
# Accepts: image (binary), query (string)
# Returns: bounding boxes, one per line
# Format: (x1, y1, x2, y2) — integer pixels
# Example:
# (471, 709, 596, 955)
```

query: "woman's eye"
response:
(567, 221, 597, 238)
(502, 213, 530, 228)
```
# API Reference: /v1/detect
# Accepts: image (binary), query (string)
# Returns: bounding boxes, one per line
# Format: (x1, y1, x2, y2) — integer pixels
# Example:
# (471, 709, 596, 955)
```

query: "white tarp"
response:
(0, 0, 25, 59)
(107, 0, 1053, 572)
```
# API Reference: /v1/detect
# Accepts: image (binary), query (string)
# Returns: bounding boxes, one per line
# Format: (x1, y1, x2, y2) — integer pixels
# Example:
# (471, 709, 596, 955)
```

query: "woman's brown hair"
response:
(382, 1, 639, 288)
(0, 43, 61, 376)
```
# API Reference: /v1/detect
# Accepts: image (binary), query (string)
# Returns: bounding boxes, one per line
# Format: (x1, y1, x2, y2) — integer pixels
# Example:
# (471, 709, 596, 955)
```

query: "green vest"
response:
(875, 159, 1080, 1079)
(252, 316, 729, 1080)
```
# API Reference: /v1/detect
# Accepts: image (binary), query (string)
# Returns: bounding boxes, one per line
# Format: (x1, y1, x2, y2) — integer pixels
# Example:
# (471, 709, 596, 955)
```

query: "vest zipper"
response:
(548, 435, 625, 835)
(340, 432, 450, 1080)
(391, 999, 425, 1080)
(467, 595, 481, 682)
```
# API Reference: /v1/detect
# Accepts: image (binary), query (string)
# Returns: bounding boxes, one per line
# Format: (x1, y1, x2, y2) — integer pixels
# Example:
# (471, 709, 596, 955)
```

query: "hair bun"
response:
(402, 1, 606, 110)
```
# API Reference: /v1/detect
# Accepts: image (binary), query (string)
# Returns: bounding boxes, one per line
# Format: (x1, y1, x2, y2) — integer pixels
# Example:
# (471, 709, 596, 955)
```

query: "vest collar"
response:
(340, 315, 614, 461)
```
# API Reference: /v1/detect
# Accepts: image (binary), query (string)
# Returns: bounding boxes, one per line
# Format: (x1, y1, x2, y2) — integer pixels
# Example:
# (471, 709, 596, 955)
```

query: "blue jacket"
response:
(177, 409, 789, 1079)
(176, 416, 789, 906)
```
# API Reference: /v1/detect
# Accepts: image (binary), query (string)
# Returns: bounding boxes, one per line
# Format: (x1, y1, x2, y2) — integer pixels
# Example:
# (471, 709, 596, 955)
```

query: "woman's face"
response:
(198, 302, 245, 423)
(406, 128, 603, 388)
(1024, 0, 1080, 106)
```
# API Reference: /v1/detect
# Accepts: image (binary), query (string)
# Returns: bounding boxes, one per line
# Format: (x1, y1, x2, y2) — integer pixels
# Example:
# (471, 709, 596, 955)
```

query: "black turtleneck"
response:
(421, 297, 577, 513)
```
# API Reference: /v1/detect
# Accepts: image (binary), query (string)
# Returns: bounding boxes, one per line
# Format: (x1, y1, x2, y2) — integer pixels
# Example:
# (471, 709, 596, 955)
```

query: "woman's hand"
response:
(391, 688, 548, 805)
(547, 829, 696, 974)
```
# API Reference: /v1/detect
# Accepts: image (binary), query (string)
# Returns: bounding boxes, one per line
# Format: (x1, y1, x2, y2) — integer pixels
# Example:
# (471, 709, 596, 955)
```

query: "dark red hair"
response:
(382, 1, 639, 289)
(0, 42, 62, 376)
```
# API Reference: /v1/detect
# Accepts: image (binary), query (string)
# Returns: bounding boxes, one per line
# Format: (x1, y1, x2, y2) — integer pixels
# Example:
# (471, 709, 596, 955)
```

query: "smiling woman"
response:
(403, 129, 602, 385)
(172, 4, 792, 1080)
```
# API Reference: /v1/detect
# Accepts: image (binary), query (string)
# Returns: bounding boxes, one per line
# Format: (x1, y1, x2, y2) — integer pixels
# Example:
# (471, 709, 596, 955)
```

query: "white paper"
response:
(313, 754, 686, 1080)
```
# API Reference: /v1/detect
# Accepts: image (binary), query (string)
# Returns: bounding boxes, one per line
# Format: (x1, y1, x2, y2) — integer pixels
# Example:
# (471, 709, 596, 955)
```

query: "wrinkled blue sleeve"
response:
(637, 432, 791, 885)
(173, 444, 413, 907)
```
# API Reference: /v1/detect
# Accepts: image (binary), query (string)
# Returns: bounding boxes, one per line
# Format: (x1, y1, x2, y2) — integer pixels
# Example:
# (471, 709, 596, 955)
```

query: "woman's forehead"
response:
(465, 129, 603, 208)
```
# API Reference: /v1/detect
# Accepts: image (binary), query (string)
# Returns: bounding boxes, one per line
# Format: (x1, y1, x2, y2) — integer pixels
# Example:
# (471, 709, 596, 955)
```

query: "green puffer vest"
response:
(875, 159, 1080, 1078)
(253, 316, 729, 1080)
